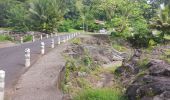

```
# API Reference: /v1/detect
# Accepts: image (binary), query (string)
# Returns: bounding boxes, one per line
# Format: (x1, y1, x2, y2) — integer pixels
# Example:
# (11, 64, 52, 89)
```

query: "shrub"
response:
(83, 56, 92, 66)
(0, 35, 12, 41)
(110, 31, 122, 37)
(58, 20, 72, 32)
(128, 33, 151, 48)
(74, 88, 127, 100)
(74, 21, 83, 30)
(23, 35, 32, 42)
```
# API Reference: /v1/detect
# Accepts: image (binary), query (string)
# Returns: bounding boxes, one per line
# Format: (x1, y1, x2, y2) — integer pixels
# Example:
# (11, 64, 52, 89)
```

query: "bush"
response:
(0, 35, 12, 41)
(128, 18, 152, 48)
(87, 22, 106, 32)
(110, 31, 122, 37)
(74, 88, 127, 100)
(128, 33, 151, 48)
(74, 21, 83, 30)
(58, 20, 72, 32)
(23, 35, 32, 42)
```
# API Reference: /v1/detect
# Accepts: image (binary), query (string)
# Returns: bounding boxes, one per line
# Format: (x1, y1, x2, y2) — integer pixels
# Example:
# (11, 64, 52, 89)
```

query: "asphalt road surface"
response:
(0, 34, 72, 91)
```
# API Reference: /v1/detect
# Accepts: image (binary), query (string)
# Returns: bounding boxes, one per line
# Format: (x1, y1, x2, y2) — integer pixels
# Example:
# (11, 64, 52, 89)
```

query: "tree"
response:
(150, 1, 170, 41)
(28, 0, 66, 33)
(6, 1, 29, 32)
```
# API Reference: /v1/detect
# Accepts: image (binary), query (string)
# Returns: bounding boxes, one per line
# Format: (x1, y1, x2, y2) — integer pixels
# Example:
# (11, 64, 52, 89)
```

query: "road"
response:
(0, 34, 72, 92)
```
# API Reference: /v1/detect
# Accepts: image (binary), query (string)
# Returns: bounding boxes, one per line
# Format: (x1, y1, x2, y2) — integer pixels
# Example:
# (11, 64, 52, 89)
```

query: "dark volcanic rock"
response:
(148, 60, 170, 76)
(115, 49, 142, 75)
(126, 60, 170, 100)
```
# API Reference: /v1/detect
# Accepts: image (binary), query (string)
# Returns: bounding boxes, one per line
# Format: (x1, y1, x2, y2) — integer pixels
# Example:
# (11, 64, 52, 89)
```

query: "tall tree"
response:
(29, 0, 67, 33)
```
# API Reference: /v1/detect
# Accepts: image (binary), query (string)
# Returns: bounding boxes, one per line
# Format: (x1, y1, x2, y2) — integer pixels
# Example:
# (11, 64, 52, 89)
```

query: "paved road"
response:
(0, 34, 73, 91)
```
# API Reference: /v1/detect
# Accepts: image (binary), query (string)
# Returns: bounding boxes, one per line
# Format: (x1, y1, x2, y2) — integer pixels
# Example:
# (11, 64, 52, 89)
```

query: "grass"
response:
(73, 88, 127, 100)
(23, 35, 33, 42)
(69, 29, 84, 32)
(112, 44, 128, 52)
(71, 38, 81, 45)
(0, 35, 13, 42)
(109, 36, 128, 52)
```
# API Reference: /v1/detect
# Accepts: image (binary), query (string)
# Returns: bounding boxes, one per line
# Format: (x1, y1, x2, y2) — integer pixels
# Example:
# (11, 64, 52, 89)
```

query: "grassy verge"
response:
(0, 35, 13, 42)
(23, 35, 33, 42)
(69, 29, 84, 32)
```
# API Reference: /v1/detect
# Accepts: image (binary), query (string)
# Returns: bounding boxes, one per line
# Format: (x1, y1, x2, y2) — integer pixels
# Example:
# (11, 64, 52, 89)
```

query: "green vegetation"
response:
(0, 0, 170, 47)
(74, 88, 127, 100)
(71, 38, 81, 45)
(23, 35, 33, 42)
(0, 35, 12, 42)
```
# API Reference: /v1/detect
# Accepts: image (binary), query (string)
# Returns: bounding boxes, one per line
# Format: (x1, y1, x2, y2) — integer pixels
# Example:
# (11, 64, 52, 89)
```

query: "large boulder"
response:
(126, 60, 170, 100)
(115, 49, 142, 75)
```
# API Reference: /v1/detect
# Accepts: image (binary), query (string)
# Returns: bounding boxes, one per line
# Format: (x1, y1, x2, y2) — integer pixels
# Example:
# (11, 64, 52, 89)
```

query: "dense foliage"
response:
(0, 0, 169, 47)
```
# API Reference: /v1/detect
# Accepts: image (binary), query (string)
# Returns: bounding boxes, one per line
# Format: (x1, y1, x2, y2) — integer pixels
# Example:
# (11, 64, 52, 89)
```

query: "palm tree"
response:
(150, 1, 170, 38)
(29, 0, 66, 33)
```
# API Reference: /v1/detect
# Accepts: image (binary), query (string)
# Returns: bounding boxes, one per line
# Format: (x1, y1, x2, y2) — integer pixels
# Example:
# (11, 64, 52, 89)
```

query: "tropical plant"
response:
(6, 1, 29, 32)
(150, 1, 170, 40)
(28, 0, 66, 33)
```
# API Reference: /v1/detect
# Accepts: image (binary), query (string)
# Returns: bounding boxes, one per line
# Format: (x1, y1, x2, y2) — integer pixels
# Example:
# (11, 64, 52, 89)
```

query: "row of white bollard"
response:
(24, 33, 80, 67)
(0, 33, 80, 100)
(20, 32, 81, 44)
(20, 33, 56, 44)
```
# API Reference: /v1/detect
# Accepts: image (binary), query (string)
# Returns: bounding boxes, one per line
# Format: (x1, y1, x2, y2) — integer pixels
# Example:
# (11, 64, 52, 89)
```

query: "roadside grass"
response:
(0, 35, 13, 42)
(23, 35, 33, 42)
(73, 88, 127, 100)
(69, 29, 84, 32)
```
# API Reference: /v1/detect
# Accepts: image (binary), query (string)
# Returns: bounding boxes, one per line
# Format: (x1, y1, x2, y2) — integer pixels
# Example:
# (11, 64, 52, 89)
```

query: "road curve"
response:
(0, 34, 71, 91)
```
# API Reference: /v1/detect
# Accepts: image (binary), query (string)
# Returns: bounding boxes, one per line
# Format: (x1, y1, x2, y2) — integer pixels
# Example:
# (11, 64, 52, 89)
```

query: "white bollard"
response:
(46, 34, 49, 39)
(68, 34, 71, 39)
(40, 35, 43, 40)
(63, 37, 66, 43)
(51, 39, 54, 48)
(72, 34, 74, 38)
(57, 37, 60, 45)
(51, 33, 53, 37)
(32, 35, 35, 42)
(20, 37, 23, 44)
(67, 35, 69, 41)
(25, 48, 31, 67)
(41, 42, 45, 55)
(0, 70, 5, 100)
